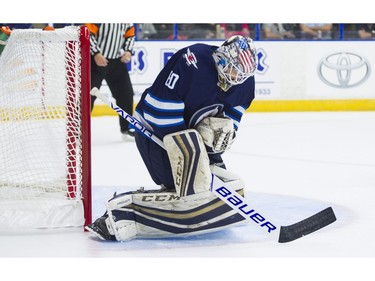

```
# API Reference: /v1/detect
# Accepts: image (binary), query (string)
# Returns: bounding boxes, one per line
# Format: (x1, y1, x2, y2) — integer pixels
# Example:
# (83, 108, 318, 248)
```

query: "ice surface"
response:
(1, 112, 374, 279)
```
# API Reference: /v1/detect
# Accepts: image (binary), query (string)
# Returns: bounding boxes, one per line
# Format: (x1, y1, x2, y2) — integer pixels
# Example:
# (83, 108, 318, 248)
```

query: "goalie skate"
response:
(85, 214, 116, 241)
(86, 190, 140, 241)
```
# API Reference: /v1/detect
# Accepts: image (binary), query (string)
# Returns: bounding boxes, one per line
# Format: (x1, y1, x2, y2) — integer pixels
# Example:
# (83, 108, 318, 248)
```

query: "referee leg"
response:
(106, 59, 134, 132)
(90, 56, 107, 111)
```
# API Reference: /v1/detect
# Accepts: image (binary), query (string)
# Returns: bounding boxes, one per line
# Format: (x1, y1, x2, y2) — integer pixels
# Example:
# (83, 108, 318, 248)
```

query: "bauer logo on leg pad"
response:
(215, 186, 277, 233)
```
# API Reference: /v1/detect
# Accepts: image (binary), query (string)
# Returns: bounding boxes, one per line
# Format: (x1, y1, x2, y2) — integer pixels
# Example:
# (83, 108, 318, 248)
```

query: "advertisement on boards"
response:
(100, 40, 374, 103)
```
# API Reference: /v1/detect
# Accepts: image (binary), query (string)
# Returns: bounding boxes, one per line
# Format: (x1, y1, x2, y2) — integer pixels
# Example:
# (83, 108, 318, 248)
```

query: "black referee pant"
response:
(90, 57, 134, 133)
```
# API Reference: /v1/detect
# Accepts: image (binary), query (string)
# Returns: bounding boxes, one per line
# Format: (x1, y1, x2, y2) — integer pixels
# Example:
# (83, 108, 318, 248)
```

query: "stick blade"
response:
(278, 207, 337, 243)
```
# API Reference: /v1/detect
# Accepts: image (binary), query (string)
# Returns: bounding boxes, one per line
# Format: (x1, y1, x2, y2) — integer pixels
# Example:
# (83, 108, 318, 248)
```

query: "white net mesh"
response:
(0, 26, 86, 229)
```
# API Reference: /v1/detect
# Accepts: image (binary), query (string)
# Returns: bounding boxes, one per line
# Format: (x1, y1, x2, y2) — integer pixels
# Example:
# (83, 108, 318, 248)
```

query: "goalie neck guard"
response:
(213, 35, 257, 91)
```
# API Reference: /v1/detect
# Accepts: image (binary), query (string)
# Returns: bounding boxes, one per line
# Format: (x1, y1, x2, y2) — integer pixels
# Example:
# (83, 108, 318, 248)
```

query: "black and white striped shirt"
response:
(85, 23, 135, 59)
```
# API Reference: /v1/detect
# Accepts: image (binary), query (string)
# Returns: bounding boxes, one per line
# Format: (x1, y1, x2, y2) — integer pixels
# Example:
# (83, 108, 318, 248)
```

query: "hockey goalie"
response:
(86, 35, 258, 241)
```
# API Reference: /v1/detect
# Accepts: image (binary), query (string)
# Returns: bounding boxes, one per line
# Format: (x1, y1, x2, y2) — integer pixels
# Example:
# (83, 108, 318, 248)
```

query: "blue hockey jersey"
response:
(134, 43, 255, 140)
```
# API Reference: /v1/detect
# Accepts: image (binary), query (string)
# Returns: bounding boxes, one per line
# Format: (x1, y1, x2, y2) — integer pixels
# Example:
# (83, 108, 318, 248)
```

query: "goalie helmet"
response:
(213, 35, 257, 90)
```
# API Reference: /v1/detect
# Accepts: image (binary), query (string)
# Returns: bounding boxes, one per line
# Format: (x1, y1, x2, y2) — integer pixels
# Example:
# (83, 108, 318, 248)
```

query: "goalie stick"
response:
(90, 87, 337, 243)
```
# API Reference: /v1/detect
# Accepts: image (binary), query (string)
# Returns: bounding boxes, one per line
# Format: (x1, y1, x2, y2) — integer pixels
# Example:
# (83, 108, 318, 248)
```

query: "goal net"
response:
(0, 26, 91, 229)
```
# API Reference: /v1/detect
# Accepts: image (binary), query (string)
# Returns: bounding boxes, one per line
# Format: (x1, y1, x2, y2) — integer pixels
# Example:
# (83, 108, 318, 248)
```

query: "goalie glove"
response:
(195, 116, 236, 153)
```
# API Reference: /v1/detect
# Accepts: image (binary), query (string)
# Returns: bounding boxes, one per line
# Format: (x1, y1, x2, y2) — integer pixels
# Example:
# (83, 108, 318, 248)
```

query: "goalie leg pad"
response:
(163, 129, 211, 197)
(130, 189, 246, 238)
(90, 182, 248, 241)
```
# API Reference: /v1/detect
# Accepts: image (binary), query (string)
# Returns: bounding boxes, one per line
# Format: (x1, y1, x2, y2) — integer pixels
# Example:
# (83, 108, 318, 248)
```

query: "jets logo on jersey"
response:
(184, 48, 198, 69)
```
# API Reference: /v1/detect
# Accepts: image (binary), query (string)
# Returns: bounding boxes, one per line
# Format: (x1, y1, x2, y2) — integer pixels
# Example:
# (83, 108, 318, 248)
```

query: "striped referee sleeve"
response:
(84, 23, 135, 59)
(123, 24, 135, 52)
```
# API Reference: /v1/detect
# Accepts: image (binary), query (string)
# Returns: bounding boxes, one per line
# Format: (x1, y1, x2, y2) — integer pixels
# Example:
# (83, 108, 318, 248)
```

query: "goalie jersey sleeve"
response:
(134, 43, 255, 140)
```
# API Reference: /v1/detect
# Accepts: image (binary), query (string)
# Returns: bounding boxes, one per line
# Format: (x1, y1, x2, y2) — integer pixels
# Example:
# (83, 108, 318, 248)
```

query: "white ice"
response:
(1, 111, 375, 280)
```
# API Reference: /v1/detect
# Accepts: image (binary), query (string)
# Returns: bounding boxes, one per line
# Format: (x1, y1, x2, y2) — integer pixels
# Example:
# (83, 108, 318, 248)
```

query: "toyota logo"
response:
(317, 52, 371, 88)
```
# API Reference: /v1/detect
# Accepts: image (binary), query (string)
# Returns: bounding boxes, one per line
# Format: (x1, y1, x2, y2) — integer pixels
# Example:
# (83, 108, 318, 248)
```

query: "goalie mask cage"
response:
(0, 26, 91, 229)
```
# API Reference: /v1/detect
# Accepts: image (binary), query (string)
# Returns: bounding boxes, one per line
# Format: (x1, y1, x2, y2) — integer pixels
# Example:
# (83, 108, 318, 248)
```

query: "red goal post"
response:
(0, 25, 91, 229)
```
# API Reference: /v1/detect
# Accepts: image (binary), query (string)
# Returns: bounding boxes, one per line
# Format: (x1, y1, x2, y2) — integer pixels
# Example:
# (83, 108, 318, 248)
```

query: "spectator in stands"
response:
(0, 25, 11, 56)
(136, 23, 157, 40)
(151, 24, 175, 40)
(185, 24, 216, 39)
(218, 24, 250, 39)
(175, 24, 194, 40)
(137, 24, 189, 40)
(299, 23, 333, 39)
(1, 23, 33, 30)
(85, 23, 136, 141)
(49, 23, 82, 28)
(357, 24, 375, 39)
(262, 23, 296, 39)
